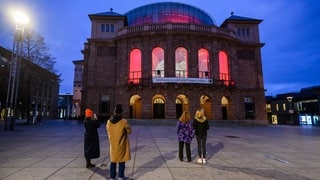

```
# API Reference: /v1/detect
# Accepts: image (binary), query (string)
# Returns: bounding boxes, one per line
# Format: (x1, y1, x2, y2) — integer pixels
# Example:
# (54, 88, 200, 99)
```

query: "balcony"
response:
(117, 23, 236, 39)
(126, 77, 235, 89)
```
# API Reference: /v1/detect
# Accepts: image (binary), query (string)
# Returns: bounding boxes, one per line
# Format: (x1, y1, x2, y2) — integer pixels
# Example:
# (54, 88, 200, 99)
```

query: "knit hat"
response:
(114, 104, 123, 114)
(85, 108, 94, 118)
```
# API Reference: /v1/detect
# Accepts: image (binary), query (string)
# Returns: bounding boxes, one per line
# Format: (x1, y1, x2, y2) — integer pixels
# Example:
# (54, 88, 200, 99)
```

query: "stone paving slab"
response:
(0, 119, 320, 180)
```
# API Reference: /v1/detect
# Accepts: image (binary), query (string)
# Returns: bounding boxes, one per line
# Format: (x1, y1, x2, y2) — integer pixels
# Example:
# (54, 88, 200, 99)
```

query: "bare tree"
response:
(22, 29, 58, 74)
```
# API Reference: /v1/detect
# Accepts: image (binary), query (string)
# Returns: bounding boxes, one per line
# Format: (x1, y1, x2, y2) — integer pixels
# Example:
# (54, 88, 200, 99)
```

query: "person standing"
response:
(36, 114, 42, 125)
(193, 108, 209, 164)
(176, 111, 194, 162)
(83, 108, 100, 168)
(106, 104, 132, 180)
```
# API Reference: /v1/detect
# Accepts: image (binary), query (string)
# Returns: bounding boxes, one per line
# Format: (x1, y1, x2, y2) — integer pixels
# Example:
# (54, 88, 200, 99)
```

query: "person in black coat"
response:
(84, 108, 100, 168)
(193, 108, 209, 164)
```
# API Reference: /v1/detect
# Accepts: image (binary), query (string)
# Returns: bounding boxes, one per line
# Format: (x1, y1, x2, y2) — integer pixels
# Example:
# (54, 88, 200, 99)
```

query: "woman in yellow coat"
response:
(106, 104, 131, 180)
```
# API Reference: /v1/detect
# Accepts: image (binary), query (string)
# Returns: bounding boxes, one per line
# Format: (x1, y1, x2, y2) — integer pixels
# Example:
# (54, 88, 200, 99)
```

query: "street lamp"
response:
(4, 11, 29, 130)
(286, 96, 294, 125)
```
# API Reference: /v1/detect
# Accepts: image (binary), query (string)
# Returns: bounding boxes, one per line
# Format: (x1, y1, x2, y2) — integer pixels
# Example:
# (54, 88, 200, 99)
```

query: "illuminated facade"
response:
(82, 2, 267, 123)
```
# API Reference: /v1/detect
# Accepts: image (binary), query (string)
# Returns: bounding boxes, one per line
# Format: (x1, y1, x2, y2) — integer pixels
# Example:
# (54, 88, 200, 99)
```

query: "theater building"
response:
(81, 2, 267, 123)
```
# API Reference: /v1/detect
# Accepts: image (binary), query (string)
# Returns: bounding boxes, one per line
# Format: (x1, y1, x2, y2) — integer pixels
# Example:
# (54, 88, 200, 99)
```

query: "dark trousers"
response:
(110, 162, 125, 179)
(179, 141, 191, 161)
(196, 135, 207, 158)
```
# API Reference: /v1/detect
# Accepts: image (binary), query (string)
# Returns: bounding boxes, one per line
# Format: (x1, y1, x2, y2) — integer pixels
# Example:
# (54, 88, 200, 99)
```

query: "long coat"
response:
(106, 115, 131, 163)
(84, 118, 100, 159)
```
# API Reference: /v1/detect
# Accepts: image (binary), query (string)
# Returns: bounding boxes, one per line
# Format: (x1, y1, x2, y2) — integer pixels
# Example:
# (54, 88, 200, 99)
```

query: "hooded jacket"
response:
(106, 114, 132, 162)
(193, 109, 209, 137)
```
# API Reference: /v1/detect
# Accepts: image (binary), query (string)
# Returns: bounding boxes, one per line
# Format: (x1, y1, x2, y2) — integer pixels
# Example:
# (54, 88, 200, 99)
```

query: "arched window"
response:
(153, 98, 165, 104)
(129, 49, 141, 84)
(198, 48, 209, 78)
(175, 47, 188, 77)
(219, 51, 229, 81)
(152, 47, 164, 77)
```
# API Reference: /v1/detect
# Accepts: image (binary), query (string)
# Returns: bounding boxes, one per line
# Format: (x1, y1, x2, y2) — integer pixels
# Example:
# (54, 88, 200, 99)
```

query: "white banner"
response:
(152, 77, 213, 84)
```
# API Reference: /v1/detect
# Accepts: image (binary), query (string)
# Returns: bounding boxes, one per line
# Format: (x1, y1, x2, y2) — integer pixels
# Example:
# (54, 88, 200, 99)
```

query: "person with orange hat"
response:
(83, 108, 100, 168)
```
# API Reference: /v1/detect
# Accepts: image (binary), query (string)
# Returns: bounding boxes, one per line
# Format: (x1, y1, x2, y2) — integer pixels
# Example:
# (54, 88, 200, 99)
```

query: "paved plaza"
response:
(0, 119, 320, 180)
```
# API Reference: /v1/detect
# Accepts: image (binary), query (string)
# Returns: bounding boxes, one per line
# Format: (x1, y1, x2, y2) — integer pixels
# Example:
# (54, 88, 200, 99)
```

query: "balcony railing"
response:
(175, 70, 188, 78)
(117, 23, 236, 38)
(126, 77, 235, 88)
(127, 71, 141, 84)
(199, 71, 211, 79)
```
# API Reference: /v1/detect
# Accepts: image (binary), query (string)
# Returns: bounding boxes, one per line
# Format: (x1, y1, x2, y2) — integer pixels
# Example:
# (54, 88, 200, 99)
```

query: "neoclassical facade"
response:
(81, 2, 267, 123)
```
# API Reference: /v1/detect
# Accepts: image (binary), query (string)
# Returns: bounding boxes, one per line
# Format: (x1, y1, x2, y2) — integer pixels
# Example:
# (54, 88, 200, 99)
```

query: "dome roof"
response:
(125, 2, 215, 26)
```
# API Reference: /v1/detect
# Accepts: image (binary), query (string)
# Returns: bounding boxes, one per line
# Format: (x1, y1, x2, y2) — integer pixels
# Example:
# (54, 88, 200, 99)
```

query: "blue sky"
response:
(1, 0, 319, 96)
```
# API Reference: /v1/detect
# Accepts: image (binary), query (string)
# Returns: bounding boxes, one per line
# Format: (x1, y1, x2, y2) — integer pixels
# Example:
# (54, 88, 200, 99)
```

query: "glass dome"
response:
(125, 2, 215, 26)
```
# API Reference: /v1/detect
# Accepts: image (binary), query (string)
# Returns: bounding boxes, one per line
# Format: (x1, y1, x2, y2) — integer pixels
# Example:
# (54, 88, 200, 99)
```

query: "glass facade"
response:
(125, 2, 215, 26)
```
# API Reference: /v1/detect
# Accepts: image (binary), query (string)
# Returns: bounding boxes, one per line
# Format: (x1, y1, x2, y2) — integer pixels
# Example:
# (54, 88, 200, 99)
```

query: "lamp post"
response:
(4, 11, 29, 130)
(286, 96, 293, 125)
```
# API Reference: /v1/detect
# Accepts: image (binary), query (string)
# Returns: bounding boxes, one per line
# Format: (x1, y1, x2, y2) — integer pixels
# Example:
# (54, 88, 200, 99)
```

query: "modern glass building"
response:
(125, 2, 215, 26)
(81, 2, 267, 124)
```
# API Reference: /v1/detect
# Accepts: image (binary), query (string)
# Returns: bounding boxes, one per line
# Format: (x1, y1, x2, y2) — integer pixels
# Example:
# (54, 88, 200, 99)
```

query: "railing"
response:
(199, 71, 211, 79)
(117, 23, 236, 38)
(219, 73, 229, 80)
(127, 71, 141, 84)
(126, 77, 235, 87)
(219, 73, 234, 86)
(175, 70, 187, 78)
(152, 70, 164, 78)
(216, 79, 235, 86)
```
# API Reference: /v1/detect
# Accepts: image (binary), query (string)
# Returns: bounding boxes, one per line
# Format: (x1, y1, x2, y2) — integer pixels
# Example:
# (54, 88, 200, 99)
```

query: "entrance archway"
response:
(152, 95, 165, 119)
(200, 95, 211, 119)
(176, 98, 182, 119)
(221, 96, 229, 120)
(129, 95, 141, 119)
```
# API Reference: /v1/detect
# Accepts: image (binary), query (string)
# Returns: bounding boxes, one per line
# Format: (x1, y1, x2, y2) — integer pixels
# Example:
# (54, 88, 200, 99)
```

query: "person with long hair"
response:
(177, 111, 194, 162)
(193, 108, 209, 164)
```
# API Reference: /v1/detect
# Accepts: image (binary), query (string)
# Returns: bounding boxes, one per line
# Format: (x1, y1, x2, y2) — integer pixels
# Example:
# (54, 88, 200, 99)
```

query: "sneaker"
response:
(202, 158, 206, 164)
(197, 158, 202, 164)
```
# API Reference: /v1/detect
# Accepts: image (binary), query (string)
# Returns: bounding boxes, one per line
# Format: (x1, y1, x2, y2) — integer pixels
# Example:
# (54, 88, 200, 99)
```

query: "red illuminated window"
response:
(175, 47, 188, 77)
(129, 49, 142, 84)
(219, 51, 230, 84)
(152, 47, 164, 77)
(198, 48, 209, 78)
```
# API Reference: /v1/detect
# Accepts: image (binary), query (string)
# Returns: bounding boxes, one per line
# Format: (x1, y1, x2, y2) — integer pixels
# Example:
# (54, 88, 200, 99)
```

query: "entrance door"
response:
(153, 104, 165, 119)
(176, 103, 182, 119)
(222, 106, 227, 120)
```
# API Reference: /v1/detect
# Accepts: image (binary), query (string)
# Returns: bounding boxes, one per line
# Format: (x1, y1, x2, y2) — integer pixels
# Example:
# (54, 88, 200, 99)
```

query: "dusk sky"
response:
(1, 0, 319, 96)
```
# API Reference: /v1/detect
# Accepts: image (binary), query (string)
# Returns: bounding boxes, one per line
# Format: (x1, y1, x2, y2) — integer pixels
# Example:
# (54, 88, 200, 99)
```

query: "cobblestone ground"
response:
(0, 119, 320, 180)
